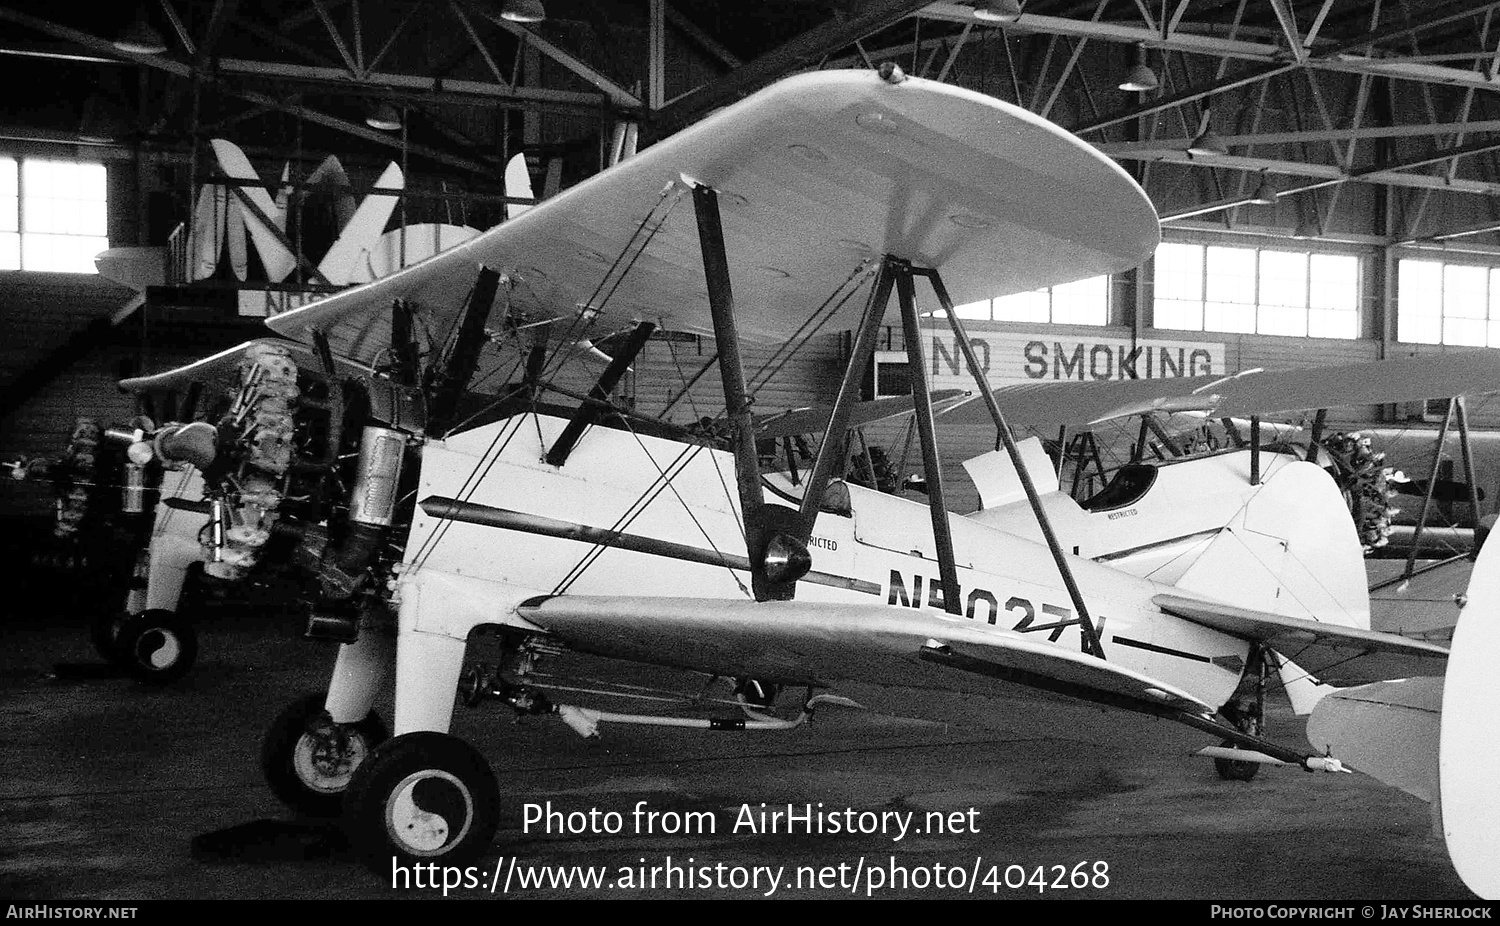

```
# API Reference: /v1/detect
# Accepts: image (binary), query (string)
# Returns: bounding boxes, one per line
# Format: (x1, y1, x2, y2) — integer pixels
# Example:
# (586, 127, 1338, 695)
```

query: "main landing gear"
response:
(1215, 647, 1269, 782)
(262, 691, 389, 817)
(115, 610, 199, 685)
(89, 558, 203, 685)
(90, 607, 200, 685)
(342, 732, 500, 868)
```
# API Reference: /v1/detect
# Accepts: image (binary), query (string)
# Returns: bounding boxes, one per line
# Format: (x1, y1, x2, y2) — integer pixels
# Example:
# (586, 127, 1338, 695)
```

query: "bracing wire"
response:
(536, 183, 686, 385)
(702, 260, 878, 421)
(746, 259, 877, 396)
(407, 414, 529, 571)
(614, 417, 752, 598)
(551, 439, 706, 594)
(412, 187, 694, 569)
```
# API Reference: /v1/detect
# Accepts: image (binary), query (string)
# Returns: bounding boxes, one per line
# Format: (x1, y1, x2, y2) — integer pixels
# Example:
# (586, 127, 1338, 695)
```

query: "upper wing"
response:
(752, 388, 967, 440)
(118, 338, 376, 394)
(266, 69, 1158, 367)
(518, 596, 1213, 714)
(944, 350, 1500, 430)
(1153, 592, 1449, 680)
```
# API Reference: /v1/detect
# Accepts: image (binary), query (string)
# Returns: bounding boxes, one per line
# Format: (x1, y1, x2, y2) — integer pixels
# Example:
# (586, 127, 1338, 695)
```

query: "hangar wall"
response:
(0, 272, 138, 520)
(8, 10, 1500, 531)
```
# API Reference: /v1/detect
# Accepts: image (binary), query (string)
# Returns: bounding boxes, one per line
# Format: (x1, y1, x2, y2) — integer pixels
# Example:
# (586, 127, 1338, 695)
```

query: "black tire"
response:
(117, 610, 198, 685)
(1214, 746, 1261, 781)
(261, 692, 388, 817)
(90, 610, 128, 665)
(344, 731, 500, 872)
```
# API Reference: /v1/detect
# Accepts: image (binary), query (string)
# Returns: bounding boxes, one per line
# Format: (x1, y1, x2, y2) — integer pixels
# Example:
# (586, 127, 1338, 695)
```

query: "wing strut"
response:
(1456, 395, 1488, 554)
(692, 183, 801, 601)
(545, 320, 657, 466)
(1405, 397, 1455, 580)
(426, 267, 501, 435)
(1250, 415, 1261, 485)
(389, 299, 420, 387)
(893, 259, 962, 615)
(919, 268, 1107, 659)
(791, 260, 893, 543)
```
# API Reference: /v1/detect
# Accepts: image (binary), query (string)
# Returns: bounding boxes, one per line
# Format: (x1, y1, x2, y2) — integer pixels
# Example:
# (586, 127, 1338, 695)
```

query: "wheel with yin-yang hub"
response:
(343, 731, 500, 872)
(117, 609, 198, 685)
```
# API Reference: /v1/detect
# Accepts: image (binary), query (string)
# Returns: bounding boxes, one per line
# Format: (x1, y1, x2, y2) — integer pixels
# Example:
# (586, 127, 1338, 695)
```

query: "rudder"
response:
(1173, 460, 1370, 629)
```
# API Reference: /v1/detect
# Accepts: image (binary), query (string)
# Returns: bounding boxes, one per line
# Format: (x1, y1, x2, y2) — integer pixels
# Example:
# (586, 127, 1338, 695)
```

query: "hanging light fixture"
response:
(78, 94, 131, 143)
(972, 0, 1023, 22)
(1118, 44, 1157, 92)
(114, 17, 167, 55)
(366, 102, 402, 131)
(501, 0, 547, 23)
(1187, 124, 1228, 157)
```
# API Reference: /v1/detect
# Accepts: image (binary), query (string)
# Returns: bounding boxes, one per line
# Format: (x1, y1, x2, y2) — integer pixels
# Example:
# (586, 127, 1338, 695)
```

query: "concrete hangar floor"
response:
(0, 591, 1476, 902)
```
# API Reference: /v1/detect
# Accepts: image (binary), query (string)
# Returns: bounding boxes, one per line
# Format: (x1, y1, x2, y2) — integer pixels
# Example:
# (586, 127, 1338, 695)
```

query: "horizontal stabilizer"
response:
(1306, 678, 1442, 804)
(1153, 592, 1448, 678)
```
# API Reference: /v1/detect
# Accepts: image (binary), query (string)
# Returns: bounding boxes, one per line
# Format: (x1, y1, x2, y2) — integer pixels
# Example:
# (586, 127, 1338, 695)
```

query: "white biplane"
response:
(117, 67, 1499, 897)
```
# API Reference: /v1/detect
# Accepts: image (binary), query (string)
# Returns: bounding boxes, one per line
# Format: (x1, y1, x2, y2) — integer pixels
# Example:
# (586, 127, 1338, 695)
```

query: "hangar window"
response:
(0, 157, 109, 273)
(1152, 242, 1359, 339)
(952, 274, 1109, 325)
(1396, 258, 1500, 346)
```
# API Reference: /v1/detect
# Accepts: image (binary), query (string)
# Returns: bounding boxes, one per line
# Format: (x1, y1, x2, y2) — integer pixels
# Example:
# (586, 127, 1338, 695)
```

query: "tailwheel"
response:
(1213, 732, 1262, 782)
(1215, 647, 1268, 782)
(343, 732, 500, 872)
(734, 677, 780, 709)
(261, 692, 388, 817)
(117, 610, 199, 685)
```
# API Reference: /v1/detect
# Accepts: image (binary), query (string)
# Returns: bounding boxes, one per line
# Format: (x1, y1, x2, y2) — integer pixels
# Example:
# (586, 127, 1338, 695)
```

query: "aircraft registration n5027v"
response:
(116, 66, 1496, 897)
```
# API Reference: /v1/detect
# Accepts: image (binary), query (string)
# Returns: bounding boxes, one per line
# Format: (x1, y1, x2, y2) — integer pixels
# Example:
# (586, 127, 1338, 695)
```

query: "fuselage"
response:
(396, 411, 1250, 721)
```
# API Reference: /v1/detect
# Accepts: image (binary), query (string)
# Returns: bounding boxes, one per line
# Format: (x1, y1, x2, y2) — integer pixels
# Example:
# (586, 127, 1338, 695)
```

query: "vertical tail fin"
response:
(1173, 460, 1370, 629)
